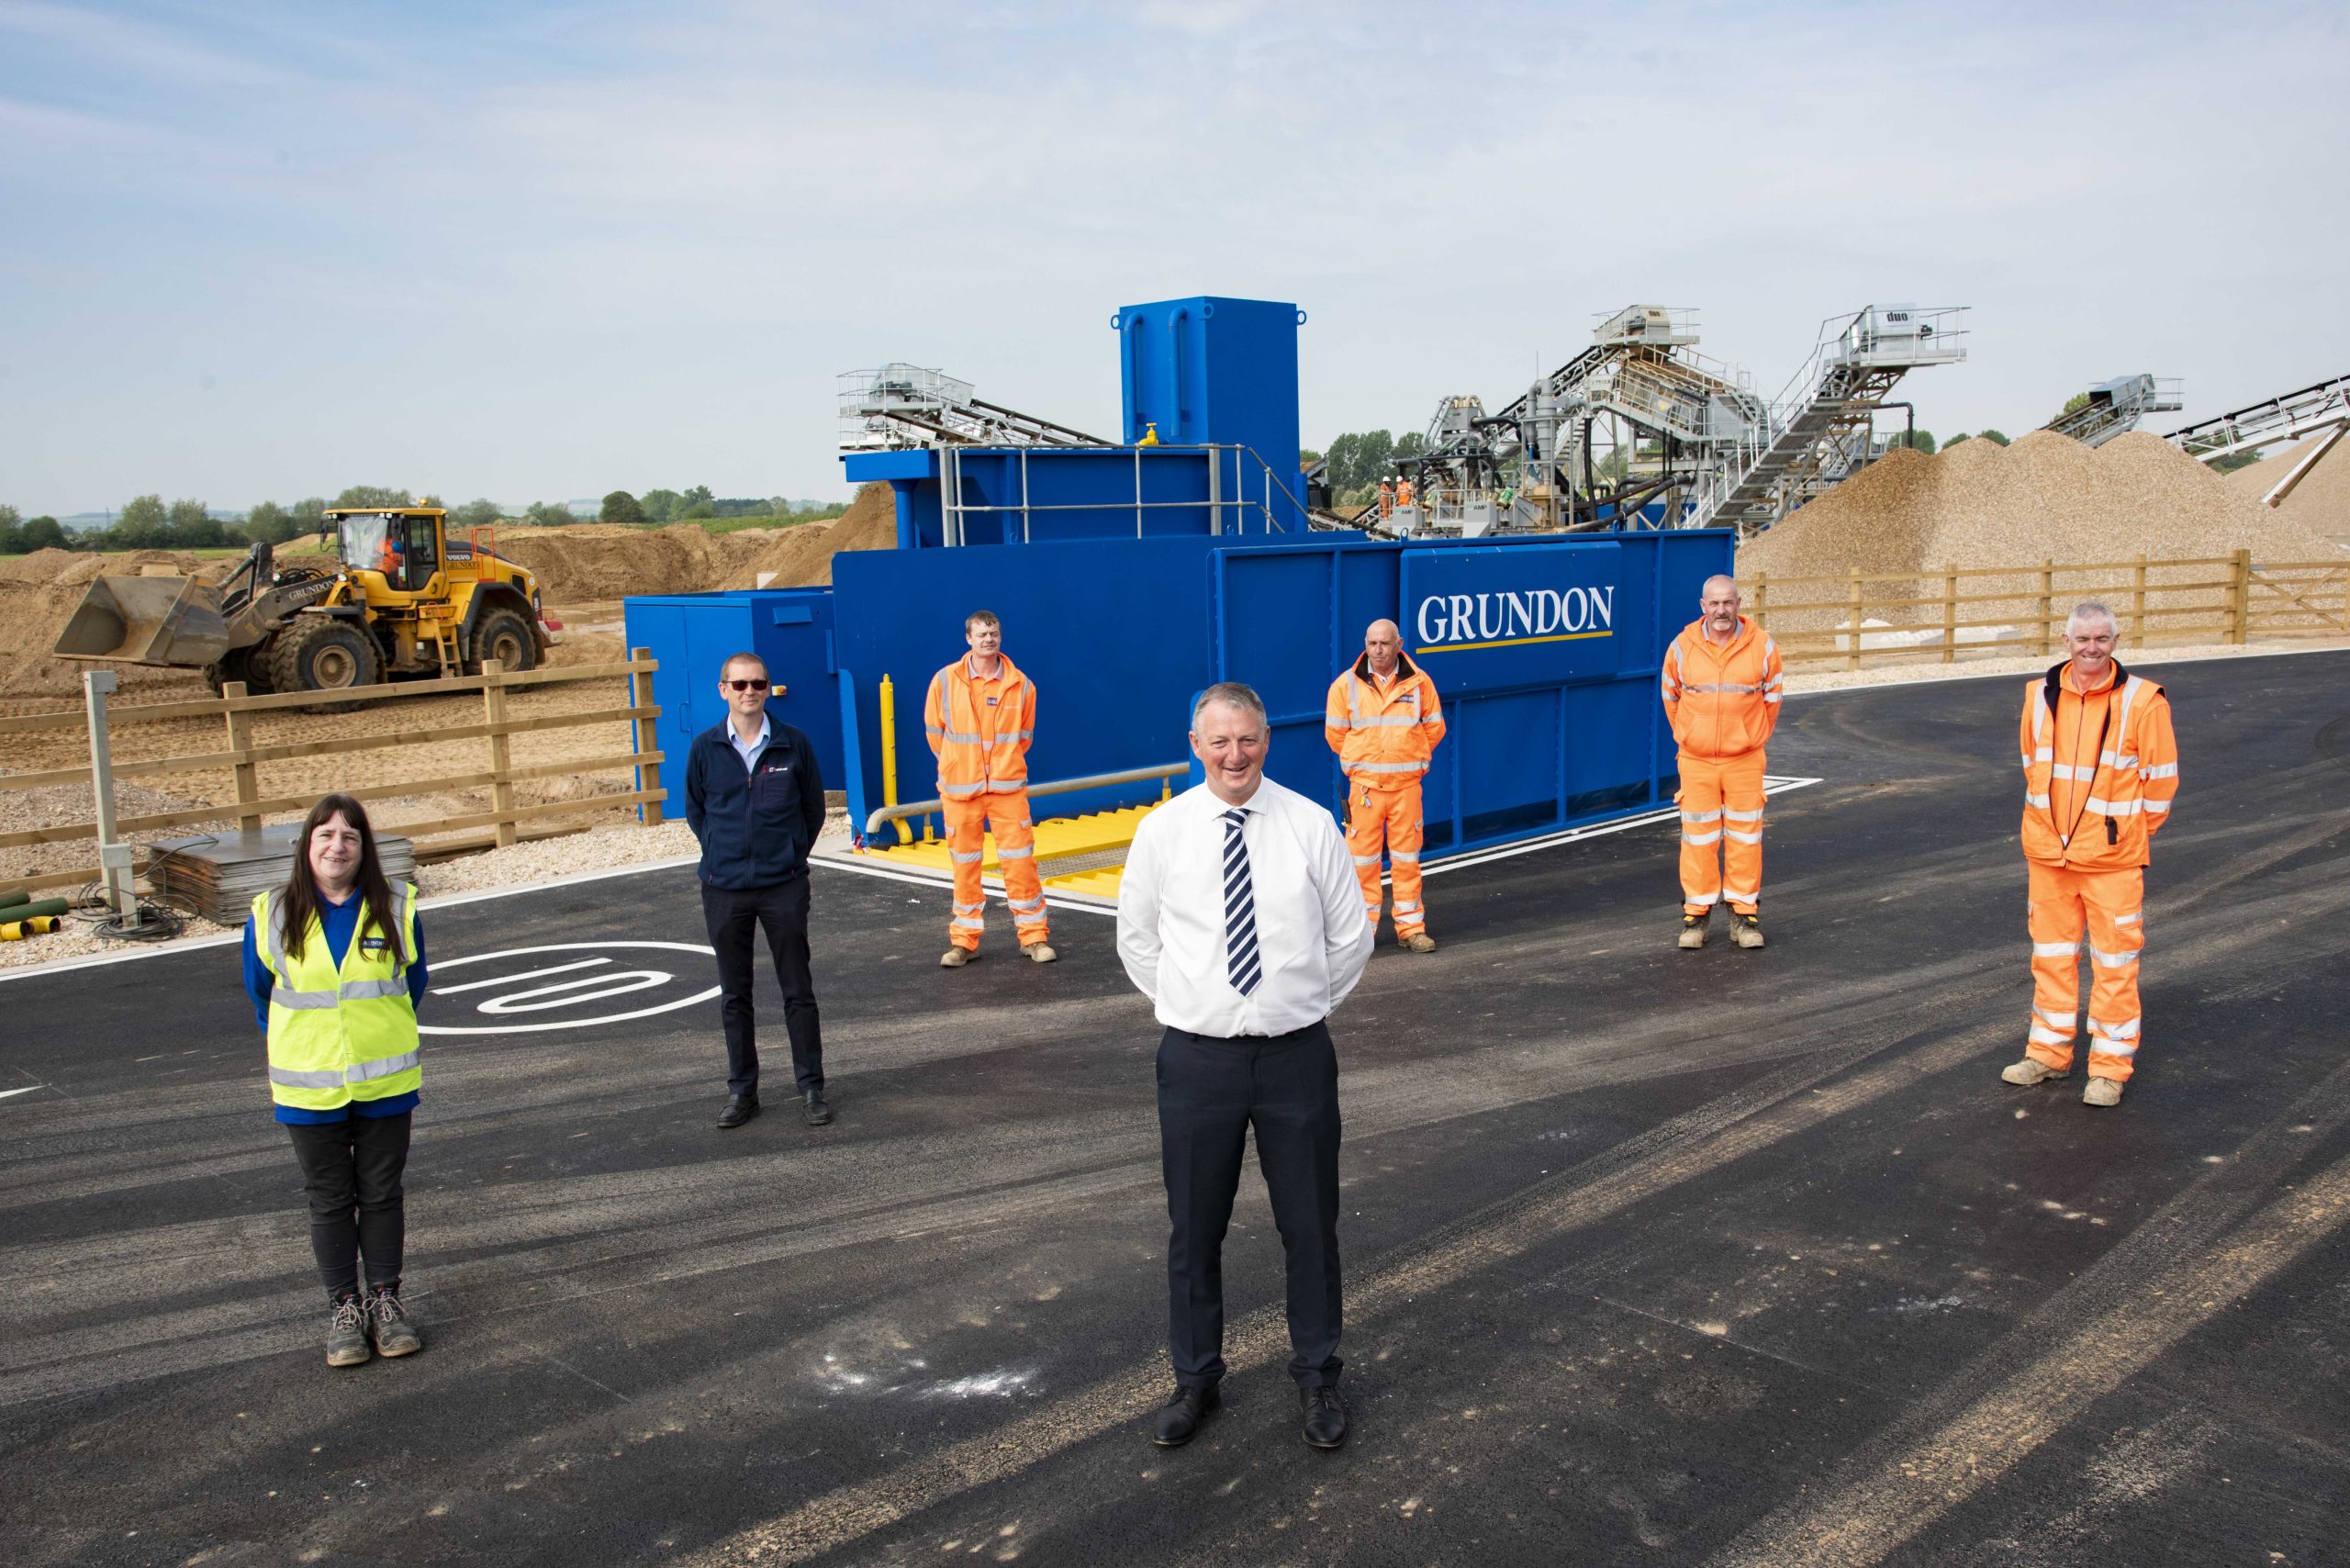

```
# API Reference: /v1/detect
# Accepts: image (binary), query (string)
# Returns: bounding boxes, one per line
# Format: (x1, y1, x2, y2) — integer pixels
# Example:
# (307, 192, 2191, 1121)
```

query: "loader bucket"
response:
(50, 575, 233, 668)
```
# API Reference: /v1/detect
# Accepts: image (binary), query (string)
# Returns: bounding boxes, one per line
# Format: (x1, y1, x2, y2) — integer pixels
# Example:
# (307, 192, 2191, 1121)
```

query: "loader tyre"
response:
(469, 609, 538, 676)
(204, 644, 275, 698)
(269, 618, 380, 711)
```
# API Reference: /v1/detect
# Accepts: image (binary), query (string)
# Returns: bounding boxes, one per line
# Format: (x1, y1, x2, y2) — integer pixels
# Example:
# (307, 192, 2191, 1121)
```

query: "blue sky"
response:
(4, 0, 2346, 516)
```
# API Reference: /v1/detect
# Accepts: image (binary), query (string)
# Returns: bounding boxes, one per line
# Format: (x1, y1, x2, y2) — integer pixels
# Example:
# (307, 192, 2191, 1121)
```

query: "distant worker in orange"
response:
(1377, 478, 1395, 519)
(2001, 601, 2177, 1108)
(1661, 574, 1783, 950)
(1325, 618, 1446, 952)
(1394, 475, 1415, 511)
(926, 610, 1055, 968)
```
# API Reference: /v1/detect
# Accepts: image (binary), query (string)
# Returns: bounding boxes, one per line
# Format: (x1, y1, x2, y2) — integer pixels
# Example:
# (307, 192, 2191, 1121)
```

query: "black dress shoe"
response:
(1301, 1385, 1348, 1450)
(1150, 1383, 1219, 1447)
(802, 1090, 834, 1126)
(716, 1095, 759, 1129)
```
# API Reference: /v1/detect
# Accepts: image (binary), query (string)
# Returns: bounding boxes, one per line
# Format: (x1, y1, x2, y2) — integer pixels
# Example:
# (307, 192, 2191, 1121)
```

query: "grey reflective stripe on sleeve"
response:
(346, 1050, 420, 1082)
(269, 1065, 347, 1089)
(2142, 761, 2177, 778)
(2024, 790, 2050, 808)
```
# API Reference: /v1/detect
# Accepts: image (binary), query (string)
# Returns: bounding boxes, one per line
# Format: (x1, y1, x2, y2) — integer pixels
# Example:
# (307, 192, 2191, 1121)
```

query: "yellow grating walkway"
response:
(858, 802, 1160, 900)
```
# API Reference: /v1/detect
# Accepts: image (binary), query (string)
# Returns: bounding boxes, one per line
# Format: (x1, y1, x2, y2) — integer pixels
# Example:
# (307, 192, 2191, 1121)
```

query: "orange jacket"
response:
(2019, 660, 2177, 869)
(1325, 655, 1446, 783)
(925, 652, 1035, 800)
(1662, 616, 1782, 760)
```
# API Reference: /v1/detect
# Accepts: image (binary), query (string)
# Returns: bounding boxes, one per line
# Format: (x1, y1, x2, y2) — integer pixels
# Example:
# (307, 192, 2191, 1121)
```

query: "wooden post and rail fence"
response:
(0, 650, 666, 902)
(1742, 550, 2350, 670)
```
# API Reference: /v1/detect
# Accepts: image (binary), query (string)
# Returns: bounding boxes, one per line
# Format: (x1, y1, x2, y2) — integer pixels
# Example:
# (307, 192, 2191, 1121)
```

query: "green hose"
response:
(0, 888, 29, 909)
(2, 898, 69, 922)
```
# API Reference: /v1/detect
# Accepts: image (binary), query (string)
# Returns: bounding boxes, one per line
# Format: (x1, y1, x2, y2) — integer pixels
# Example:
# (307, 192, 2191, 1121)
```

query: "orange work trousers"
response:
(2024, 862, 2143, 1083)
(1346, 778, 1427, 937)
(1676, 750, 1765, 916)
(943, 790, 1047, 951)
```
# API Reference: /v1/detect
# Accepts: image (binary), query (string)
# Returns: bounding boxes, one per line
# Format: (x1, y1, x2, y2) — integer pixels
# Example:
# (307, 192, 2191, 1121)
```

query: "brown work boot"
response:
(1730, 913, 1765, 949)
(1678, 912, 1709, 949)
(939, 947, 977, 969)
(2082, 1077, 2124, 1108)
(1024, 942, 1058, 963)
(1401, 933, 1437, 954)
(2000, 1058, 2069, 1086)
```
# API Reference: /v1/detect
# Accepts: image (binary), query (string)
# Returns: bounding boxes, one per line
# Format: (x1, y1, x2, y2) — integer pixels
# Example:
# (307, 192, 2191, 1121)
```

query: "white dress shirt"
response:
(1117, 776, 1375, 1036)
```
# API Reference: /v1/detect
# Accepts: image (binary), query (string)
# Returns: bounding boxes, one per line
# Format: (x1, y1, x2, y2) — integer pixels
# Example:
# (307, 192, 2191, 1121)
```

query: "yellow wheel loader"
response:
(52, 509, 558, 706)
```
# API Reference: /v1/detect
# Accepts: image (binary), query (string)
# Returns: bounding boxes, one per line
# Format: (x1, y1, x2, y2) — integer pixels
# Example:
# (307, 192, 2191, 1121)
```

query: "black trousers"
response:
(285, 1112, 411, 1303)
(700, 875, 823, 1099)
(1157, 1020, 1344, 1391)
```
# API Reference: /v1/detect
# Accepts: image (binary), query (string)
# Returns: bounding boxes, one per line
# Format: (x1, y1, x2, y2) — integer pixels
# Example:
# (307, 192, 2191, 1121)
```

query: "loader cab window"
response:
(400, 516, 439, 590)
(339, 513, 394, 577)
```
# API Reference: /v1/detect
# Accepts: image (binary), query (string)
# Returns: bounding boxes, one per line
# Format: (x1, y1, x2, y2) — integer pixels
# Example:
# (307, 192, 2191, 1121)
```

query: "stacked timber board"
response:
(151, 825, 418, 926)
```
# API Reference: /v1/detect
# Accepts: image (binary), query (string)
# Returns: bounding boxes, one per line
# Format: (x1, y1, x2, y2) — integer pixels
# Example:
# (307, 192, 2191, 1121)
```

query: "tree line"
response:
(1304, 431, 1432, 503)
(0, 484, 845, 554)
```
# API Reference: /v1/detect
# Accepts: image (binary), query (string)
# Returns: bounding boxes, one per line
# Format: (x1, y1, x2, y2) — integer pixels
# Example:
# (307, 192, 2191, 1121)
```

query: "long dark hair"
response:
(276, 793, 407, 969)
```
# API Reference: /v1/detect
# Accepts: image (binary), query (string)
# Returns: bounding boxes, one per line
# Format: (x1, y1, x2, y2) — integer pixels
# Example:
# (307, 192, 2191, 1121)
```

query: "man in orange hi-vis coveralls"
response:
(2002, 600, 2178, 1108)
(1326, 619, 1447, 953)
(925, 610, 1055, 969)
(1661, 574, 1783, 950)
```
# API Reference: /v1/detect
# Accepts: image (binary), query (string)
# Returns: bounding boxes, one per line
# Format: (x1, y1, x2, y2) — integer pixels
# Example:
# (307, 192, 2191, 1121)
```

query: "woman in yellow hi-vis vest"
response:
(241, 794, 430, 1367)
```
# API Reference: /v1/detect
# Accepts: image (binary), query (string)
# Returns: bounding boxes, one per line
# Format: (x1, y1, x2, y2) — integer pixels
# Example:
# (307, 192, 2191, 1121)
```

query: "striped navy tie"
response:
(1222, 807, 1261, 996)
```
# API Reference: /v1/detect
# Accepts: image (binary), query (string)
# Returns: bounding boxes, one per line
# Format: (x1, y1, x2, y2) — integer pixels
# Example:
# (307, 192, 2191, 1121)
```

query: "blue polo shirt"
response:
(241, 889, 429, 1125)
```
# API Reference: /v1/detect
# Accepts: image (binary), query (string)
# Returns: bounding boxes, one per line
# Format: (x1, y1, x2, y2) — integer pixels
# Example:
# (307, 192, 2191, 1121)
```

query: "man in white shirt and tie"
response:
(1117, 681, 1375, 1451)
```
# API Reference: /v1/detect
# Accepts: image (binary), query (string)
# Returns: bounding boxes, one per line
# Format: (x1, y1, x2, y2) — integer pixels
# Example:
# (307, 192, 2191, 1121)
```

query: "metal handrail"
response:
(863, 761, 1188, 838)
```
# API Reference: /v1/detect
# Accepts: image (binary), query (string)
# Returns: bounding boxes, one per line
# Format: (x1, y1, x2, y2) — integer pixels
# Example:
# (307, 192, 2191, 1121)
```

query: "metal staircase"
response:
(2164, 373, 2350, 464)
(1689, 306, 1968, 532)
(840, 364, 1112, 451)
(2041, 375, 2184, 447)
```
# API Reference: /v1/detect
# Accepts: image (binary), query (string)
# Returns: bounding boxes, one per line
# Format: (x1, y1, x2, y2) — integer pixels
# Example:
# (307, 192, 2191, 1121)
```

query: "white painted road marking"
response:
(420, 942, 719, 1036)
(0, 1086, 46, 1101)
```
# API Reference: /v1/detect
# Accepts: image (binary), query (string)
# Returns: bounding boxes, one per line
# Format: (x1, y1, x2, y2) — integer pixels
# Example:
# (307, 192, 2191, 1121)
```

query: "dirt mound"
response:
(2225, 432, 2350, 545)
(492, 523, 780, 601)
(1739, 431, 2343, 632)
(722, 482, 897, 589)
(0, 553, 242, 700)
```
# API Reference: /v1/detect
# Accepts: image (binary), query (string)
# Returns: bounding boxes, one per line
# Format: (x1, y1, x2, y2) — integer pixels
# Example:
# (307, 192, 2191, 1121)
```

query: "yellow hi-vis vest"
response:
(252, 883, 423, 1113)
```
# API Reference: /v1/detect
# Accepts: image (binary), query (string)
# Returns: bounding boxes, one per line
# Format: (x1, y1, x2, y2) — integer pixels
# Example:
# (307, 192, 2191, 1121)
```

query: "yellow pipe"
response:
(878, 674, 912, 845)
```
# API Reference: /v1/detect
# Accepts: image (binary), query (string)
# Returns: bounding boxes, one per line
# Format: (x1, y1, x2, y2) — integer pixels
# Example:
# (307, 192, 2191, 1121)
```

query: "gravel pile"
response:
(2227, 432, 2350, 545)
(722, 482, 898, 589)
(495, 523, 781, 600)
(1739, 431, 2344, 635)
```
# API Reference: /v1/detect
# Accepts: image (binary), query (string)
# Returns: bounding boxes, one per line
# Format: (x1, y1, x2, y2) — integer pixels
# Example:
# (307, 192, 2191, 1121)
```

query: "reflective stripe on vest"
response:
(254, 884, 422, 1113)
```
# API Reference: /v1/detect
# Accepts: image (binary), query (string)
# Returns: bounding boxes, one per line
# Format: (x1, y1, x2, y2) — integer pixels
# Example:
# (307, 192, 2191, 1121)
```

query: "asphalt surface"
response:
(3, 651, 2346, 1568)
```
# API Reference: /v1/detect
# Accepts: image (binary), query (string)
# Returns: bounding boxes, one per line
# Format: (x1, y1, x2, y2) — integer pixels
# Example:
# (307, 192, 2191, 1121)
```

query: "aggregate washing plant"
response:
(52, 508, 557, 706)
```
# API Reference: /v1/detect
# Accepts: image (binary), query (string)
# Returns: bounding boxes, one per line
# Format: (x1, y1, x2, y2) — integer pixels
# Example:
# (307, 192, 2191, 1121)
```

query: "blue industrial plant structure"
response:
(625, 294, 1733, 861)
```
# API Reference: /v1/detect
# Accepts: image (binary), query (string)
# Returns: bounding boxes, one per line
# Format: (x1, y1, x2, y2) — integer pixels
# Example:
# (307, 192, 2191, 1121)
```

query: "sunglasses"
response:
(724, 678, 769, 692)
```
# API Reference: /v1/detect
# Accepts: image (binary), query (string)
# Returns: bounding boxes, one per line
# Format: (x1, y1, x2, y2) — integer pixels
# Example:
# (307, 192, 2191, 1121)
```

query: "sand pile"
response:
(2225, 431, 2350, 545)
(492, 523, 780, 601)
(1739, 431, 2343, 633)
(722, 482, 898, 589)
(0, 551, 239, 699)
